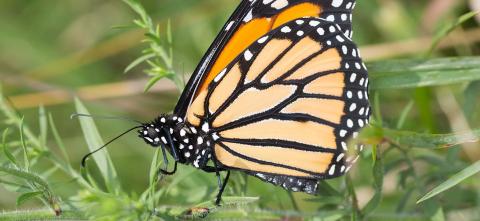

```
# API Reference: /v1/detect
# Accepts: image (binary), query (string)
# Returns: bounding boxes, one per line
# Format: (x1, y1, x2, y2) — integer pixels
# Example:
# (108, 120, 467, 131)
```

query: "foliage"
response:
(0, 0, 479, 220)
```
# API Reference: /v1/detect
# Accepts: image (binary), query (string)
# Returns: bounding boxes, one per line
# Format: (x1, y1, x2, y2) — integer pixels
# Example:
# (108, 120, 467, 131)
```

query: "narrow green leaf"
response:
(16, 191, 43, 206)
(383, 127, 480, 149)
(123, 0, 149, 23)
(0, 179, 29, 190)
(0, 165, 50, 189)
(417, 160, 480, 203)
(124, 53, 156, 73)
(48, 114, 70, 163)
(19, 118, 30, 170)
(396, 100, 414, 129)
(363, 152, 384, 215)
(368, 57, 480, 89)
(2, 128, 17, 165)
(74, 98, 121, 194)
(359, 125, 480, 149)
(427, 11, 479, 55)
(144, 75, 164, 92)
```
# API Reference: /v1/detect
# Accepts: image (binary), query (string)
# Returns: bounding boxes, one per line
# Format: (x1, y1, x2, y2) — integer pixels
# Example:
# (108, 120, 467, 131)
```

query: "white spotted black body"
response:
(139, 115, 215, 169)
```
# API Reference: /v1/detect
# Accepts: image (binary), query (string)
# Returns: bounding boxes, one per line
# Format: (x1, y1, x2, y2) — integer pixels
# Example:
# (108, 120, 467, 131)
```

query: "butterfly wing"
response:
(186, 17, 369, 192)
(175, 0, 358, 118)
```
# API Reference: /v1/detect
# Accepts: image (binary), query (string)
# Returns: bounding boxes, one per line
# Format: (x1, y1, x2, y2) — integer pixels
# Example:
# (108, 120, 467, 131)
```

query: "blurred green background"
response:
(0, 0, 479, 220)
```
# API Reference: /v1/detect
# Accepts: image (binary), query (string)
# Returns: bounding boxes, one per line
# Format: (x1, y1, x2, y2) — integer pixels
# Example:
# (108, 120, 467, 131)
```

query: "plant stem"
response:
(0, 209, 86, 221)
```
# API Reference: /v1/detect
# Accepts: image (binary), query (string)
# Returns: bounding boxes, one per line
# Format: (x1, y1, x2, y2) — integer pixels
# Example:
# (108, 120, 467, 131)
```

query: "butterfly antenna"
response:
(71, 113, 143, 124)
(81, 126, 143, 168)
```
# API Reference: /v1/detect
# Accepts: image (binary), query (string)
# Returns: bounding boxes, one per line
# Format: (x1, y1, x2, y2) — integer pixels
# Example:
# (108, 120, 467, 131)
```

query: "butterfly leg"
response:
(158, 143, 177, 176)
(210, 160, 230, 206)
(215, 170, 230, 206)
(158, 131, 181, 176)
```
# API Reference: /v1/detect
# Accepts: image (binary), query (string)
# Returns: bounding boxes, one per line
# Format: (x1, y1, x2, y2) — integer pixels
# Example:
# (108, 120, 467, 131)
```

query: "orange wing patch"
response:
(187, 89, 207, 126)
(220, 119, 337, 149)
(212, 84, 296, 127)
(245, 39, 292, 83)
(303, 72, 345, 97)
(197, 3, 323, 94)
(261, 37, 322, 83)
(214, 144, 312, 177)
(286, 48, 342, 81)
(281, 98, 345, 124)
(221, 142, 334, 175)
(208, 64, 242, 114)
(272, 3, 322, 29)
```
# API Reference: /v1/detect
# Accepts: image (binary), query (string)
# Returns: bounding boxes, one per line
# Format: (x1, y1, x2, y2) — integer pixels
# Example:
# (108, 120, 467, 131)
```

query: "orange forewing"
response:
(197, 3, 323, 93)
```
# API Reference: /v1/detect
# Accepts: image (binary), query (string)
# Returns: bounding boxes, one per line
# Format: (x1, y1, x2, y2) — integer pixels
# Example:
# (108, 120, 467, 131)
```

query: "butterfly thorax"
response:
(138, 114, 214, 168)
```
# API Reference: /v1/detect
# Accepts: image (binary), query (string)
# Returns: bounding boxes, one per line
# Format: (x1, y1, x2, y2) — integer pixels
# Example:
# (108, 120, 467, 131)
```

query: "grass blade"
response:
(124, 53, 155, 73)
(417, 160, 480, 203)
(427, 11, 479, 55)
(19, 118, 30, 170)
(363, 151, 384, 215)
(360, 126, 480, 149)
(396, 100, 414, 129)
(74, 98, 121, 194)
(368, 57, 480, 89)
(48, 114, 70, 164)
(2, 128, 17, 165)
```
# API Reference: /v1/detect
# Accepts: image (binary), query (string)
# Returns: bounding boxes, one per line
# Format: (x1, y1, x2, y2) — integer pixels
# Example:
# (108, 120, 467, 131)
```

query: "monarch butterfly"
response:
(84, 0, 370, 206)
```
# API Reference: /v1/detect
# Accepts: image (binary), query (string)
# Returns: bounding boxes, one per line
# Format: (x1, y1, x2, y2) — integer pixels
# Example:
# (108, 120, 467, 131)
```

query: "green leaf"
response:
(368, 57, 480, 89)
(359, 125, 480, 149)
(19, 118, 30, 170)
(74, 98, 121, 194)
(123, 0, 149, 25)
(0, 165, 50, 189)
(363, 151, 384, 215)
(417, 160, 480, 203)
(48, 114, 70, 163)
(396, 100, 414, 129)
(124, 53, 156, 73)
(427, 11, 479, 55)
(16, 191, 43, 206)
(143, 75, 164, 92)
(2, 128, 17, 165)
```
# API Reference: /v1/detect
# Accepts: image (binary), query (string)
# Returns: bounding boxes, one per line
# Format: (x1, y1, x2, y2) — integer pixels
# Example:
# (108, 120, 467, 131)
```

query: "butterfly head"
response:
(139, 114, 181, 147)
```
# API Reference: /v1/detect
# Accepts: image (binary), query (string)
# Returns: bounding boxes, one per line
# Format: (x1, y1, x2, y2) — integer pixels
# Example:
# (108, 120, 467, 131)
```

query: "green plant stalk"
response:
(0, 209, 86, 220)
